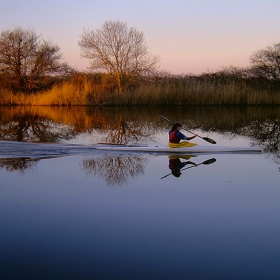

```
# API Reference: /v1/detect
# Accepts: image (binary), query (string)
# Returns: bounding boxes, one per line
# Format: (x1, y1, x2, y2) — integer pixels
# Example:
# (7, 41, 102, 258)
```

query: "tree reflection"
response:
(0, 157, 39, 175)
(82, 155, 148, 186)
(104, 117, 156, 144)
(0, 106, 157, 144)
(240, 119, 280, 170)
(240, 119, 280, 153)
(0, 114, 75, 142)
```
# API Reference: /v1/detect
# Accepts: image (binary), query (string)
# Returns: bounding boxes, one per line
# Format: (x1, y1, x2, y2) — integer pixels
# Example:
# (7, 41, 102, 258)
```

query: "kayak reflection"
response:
(161, 156, 216, 179)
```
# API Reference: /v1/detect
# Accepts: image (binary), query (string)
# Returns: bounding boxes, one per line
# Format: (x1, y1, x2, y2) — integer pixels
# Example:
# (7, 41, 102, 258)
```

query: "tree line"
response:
(0, 21, 280, 104)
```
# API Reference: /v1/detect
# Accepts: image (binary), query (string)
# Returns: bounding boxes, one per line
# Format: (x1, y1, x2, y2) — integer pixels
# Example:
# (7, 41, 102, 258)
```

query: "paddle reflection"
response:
(82, 155, 148, 186)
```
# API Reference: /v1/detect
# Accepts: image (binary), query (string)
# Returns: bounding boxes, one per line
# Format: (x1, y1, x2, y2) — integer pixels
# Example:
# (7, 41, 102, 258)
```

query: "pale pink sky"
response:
(2, 0, 280, 74)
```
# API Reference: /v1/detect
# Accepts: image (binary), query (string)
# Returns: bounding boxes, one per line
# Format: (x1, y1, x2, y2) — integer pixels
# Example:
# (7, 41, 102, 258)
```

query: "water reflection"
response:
(242, 119, 280, 153)
(0, 151, 217, 186)
(103, 117, 156, 144)
(0, 157, 39, 175)
(81, 154, 213, 186)
(0, 106, 157, 145)
(0, 105, 279, 161)
(0, 155, 63, 175)
(161, 155, 216, 179)
(0, 109, 75, 142)
(240, 119, 280, 169)
(82, 155, 148, 186)
(1, 108, 279, 280)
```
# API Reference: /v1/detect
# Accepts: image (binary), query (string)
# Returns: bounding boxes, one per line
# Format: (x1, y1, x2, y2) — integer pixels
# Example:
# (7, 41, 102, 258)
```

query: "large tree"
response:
(250, 43, 280, 81)
(0, 26, 69, 92)
(78, 20, 160, 93)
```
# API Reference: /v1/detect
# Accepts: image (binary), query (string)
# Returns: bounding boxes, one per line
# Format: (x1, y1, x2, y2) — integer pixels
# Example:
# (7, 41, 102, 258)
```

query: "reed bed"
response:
(105, 79, 280, 106)
(1, 73, 280, 106)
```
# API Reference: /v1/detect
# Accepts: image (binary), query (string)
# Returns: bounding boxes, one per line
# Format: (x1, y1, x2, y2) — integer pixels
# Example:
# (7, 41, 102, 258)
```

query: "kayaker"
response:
(168, 122, 198, 147)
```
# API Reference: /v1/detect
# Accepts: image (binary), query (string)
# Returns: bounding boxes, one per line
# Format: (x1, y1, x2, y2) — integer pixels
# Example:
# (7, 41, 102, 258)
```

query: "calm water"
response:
(0, 106, 279, 279)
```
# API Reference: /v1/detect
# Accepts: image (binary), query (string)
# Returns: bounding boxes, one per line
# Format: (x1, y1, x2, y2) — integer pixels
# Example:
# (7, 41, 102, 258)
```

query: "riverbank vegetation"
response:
(1, 68, 280, 106)
(0, 24, 280, 106)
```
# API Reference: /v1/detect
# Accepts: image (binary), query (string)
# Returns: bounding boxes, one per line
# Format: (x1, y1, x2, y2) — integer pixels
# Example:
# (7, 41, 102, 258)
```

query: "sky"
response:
(1, 0, 280, 74)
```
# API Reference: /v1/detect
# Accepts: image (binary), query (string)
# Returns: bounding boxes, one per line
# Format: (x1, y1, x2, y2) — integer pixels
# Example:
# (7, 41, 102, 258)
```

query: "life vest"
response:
(169, 130, 180, 143)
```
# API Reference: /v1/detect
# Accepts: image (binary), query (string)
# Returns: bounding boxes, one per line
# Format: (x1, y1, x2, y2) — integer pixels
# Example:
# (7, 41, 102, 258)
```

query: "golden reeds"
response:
(1, 73, 280, 106)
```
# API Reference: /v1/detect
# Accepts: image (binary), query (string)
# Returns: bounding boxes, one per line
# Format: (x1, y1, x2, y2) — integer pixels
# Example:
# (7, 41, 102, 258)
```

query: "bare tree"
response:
(250, 43, 280, 81)
(78, 20, 160, 93)
(0, 26, 70, 92)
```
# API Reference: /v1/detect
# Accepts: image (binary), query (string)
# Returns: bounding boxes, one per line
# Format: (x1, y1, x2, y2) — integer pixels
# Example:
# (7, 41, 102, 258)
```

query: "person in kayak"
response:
(168, 122, 198, 148)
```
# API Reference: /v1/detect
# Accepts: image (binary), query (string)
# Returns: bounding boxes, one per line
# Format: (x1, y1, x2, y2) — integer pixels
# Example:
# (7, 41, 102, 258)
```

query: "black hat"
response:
(173, 122, 182, 128)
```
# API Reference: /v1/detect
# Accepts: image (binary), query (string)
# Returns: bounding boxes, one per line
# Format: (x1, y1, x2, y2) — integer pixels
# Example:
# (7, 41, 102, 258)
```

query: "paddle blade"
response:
(202, 137, 216, 144)
(202, 158, 216, 165)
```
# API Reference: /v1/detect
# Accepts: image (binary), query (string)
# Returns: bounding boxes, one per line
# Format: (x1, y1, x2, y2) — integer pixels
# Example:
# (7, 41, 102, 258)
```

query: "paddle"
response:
(160, 158, 216, 179)
(160, 115, 216, 144)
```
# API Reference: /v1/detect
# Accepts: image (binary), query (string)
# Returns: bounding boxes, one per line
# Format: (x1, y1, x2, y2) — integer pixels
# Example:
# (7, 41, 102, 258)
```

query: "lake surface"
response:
(0, 106, 279, 279)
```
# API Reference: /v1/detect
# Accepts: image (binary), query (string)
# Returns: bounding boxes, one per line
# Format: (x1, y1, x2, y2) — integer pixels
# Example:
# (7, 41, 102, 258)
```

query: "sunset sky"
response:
(2, 0, 280, 74)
